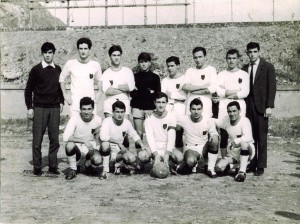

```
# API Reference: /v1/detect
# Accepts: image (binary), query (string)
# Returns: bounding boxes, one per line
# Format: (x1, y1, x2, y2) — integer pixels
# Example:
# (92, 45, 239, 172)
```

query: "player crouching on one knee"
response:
(99, 100, 146, 179)
(176, 98, 219, 178)
(63, 97, 103, 180)
(138, 92, 184, 176)
(214, 101, 255, 182)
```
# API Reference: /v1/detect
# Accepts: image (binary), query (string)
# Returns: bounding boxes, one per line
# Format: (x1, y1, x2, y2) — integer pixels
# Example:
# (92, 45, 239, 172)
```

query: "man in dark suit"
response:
(243, 42, 276, 176)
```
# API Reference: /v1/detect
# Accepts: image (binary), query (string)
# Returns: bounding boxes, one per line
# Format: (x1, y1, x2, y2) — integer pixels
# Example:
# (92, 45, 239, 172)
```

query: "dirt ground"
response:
(0, 132, 299, 224)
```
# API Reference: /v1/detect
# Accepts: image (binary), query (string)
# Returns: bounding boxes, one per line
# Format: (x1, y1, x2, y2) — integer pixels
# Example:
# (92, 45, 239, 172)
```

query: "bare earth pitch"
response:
(0, 133, 299, 224)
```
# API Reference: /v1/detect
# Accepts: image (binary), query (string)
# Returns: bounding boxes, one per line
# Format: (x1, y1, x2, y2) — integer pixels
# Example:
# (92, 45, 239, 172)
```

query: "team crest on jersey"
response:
(238, 78, 242, 83)
(109, 80, 113, 85)
(163, 124, 167, 129)
(201, 75, 205, 80)
(90, 73, 94, 79)
(176, 84, 180, 89)
(203, 131, 207, 135)
(237, 135, 241, 138)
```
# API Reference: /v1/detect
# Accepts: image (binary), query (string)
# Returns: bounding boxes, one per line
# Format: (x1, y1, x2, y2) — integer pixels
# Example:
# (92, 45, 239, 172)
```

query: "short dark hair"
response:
(190, 98, 203, 109)
(154, 92, 168, 103)
(138, 52, 151, 62)
(192, 47, 206, 57)
(112, 100, 126, 112)
(166, 56, 180, 65)
(80, 97, 94, 109)
(247, 42, 260, 51)
(227, 101, 240, 110)
(109, 45, 122, 56)
(41, 42, 56, 53)
(77, 38, 92, 49)
(226, 49, 240, 58)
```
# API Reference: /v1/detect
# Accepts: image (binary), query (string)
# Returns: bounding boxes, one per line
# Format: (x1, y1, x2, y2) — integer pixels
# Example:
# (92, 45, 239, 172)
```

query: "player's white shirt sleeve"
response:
(207, 118, 219, 137)
(63, 114, 102, 142)
(217, 70, 249, 99)
(206, 66, 218, 94)
(100, 117, 111, 142)
(144, 116, 158, 153)
(94, 61, 102, 83)
(63, 116, 77, 142)
(145, 112, 176, 154)
(233, 117, 253, 145)
(126, 120, 141, 142)
(59, 60, 71, 83)
(102, 67, 135, 99)
(216, 71, 226, 97)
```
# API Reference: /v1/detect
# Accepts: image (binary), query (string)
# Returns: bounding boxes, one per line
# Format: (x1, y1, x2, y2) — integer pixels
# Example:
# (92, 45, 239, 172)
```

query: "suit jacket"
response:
(242, 58, 276, 114)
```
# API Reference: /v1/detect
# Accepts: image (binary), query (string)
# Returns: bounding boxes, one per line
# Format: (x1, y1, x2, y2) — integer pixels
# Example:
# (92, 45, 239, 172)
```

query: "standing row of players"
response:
(25, 38, 276, 181)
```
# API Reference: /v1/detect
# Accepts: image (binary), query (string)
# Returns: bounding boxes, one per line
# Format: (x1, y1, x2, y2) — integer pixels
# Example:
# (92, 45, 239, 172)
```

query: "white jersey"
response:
(161, 75, 187, 101)
(100, 117, 140, 143)
(59, 59, 102, 109)
(216, 69, 249, 98)
(184, 65, 217, 117)
(63, 114, 102, 142)
(102, 66, 135, 101)
(215, 116, 254, 146)
(145, 112, 176, 155)
(216, 69, 249, 118)
(177, 115, 218, 147)
(184, 65, 217, 98)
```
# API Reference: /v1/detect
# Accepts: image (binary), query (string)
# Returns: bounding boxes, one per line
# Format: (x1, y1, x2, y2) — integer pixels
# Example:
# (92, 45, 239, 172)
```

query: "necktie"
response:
(249, 63, 254, 96)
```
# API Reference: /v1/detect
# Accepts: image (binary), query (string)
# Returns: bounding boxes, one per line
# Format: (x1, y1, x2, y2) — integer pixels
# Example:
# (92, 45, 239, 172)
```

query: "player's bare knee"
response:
(65, 142, 76, 155)
(91, 152, 102, 166)
(240, 142, 249, 150)
(216, 159, 228, 172)
(138, 150, 150, 164)
(100, 142, 110, 156)
(185, 156, 197, 167)
(209, 139, 219, 153)
(172, 150, 184, 164)
(122, 152, 136, 165)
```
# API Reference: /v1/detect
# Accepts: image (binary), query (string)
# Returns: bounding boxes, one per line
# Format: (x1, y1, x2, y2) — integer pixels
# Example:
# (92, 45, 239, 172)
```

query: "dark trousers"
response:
(32, 107, 60, 169)
(246, 97, 269, 169)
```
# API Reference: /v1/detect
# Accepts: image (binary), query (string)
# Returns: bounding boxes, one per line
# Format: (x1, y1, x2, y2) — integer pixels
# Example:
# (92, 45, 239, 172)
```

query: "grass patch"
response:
(269, 116, 300, 138)
(1, 115, 70, 134)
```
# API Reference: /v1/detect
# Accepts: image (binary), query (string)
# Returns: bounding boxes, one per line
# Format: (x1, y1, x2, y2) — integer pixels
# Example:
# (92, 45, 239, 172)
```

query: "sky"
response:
(40, 0, 300, 26)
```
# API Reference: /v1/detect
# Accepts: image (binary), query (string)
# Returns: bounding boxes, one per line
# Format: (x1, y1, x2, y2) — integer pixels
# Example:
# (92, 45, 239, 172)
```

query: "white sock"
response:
(102, 156, 110, 173)
(239, 155, 249, 173)
(68, 155, 77, 171)
(207, 152, 218, 171)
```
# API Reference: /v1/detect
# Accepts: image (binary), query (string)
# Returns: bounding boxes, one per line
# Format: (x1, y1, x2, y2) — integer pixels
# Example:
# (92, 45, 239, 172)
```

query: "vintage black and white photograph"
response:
(0, 0, 299, 223)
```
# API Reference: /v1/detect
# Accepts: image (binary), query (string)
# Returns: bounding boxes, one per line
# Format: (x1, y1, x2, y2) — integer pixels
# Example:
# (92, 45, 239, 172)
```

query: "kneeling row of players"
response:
(62, 93, 254, 183)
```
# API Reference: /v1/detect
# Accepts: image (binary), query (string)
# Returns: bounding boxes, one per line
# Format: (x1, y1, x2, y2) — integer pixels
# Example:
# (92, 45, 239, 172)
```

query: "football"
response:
(150, 162, 169, 179)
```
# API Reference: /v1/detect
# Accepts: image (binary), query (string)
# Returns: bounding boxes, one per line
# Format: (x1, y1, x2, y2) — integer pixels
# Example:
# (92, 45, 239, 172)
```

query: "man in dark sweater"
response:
(130, 52, 161, 148)
(24, 42, 64, 176)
